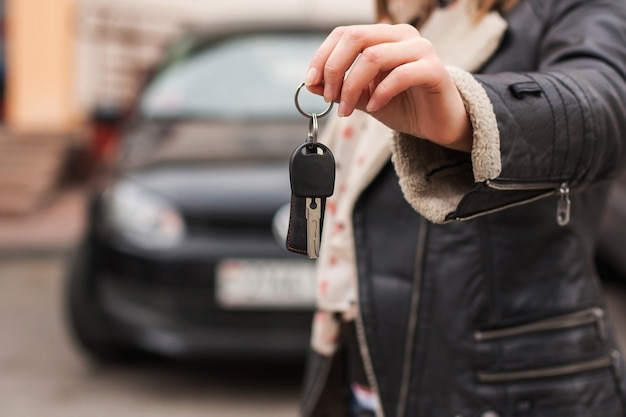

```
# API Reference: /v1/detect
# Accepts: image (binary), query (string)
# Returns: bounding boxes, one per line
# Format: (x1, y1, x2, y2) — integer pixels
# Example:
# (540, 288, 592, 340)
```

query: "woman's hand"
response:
(305, 23, 473, 153)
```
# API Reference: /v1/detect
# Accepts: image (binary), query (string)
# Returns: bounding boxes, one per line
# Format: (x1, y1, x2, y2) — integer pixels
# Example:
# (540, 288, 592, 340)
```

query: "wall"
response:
(4, 0, 376, 134)
(5, 0, 82, 133)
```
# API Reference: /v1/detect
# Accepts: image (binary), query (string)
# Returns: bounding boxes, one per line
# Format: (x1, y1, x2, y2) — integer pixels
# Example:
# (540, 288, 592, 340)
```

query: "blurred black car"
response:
(66, 18, 626, 365)
(64, 24, 332, 362)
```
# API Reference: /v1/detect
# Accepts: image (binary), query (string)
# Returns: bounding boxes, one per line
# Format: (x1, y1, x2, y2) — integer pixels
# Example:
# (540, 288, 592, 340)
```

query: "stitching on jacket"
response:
(542, 72, 572, 180)
(527, 73, 558, 179)
(551, 72, 590, 186)
(559, 72, 598, 186)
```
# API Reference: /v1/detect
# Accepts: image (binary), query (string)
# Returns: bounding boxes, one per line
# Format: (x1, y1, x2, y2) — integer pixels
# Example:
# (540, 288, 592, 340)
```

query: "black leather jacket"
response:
(301, 1, 626, 416)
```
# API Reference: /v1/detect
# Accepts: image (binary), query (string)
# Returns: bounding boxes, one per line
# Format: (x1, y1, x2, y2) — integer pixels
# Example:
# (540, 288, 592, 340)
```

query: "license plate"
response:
(215, 259, 317, 309)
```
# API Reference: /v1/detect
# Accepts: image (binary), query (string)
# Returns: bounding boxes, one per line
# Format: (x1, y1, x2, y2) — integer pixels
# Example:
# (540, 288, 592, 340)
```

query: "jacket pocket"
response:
(474, 307, 606, 343)
(486, 180, 571, 226)
(473, 308, 624, 416)
(450, 180, 572, 226)
(474, 307, 613, 379)
(473, 352, 624, 417)
(476, 353, 615, 383)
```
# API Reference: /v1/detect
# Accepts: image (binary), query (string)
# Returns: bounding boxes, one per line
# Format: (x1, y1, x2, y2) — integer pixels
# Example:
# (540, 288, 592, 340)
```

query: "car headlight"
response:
(103, 181, 186, 249)
(272, 202, 291, 246)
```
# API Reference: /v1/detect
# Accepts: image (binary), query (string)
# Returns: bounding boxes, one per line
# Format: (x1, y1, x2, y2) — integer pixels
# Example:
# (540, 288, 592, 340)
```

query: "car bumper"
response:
(88, 234, 315, 360)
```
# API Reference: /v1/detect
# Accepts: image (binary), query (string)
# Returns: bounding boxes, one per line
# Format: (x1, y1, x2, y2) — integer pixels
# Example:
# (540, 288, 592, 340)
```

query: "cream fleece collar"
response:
(390, 0, 507, 223)
(420, 0, 507, 72)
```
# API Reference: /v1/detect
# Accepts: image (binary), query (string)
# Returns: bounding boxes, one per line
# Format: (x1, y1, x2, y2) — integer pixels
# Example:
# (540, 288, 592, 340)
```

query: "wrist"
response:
(443, 112, 473, 153)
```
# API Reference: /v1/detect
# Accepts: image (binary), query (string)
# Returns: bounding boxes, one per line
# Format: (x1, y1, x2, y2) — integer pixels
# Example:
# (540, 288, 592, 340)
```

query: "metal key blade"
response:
(305, 197, 321, 259)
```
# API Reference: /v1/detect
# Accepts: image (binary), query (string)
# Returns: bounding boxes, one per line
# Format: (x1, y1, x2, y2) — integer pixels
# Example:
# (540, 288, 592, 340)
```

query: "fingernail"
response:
(338, 102, 348, 117)
(305, 68, 318, 86)
(366, 98, 379, 113)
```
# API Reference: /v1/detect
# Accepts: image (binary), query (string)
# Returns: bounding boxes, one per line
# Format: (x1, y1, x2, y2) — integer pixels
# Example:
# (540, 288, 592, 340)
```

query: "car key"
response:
(286, 83, 335, 258)
(305, 197, 321, 258)
(289, 141, 335, 258)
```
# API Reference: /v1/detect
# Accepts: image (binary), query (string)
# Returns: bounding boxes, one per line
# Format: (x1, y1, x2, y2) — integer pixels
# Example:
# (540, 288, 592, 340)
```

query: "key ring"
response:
(294, 82, 333, 147)
(294, 82, 334, 119)
(307, 113, 319, 146)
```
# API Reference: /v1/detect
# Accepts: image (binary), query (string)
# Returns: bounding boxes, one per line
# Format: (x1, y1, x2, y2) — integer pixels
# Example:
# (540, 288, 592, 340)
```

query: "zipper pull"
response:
(610, 350, 622, 380)
(556, 182, 571, 226)
(591, 307, 607, 341)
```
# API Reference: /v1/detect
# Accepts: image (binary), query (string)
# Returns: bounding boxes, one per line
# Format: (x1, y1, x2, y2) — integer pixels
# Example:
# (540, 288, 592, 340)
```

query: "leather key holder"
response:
(286, 194, 326, 256)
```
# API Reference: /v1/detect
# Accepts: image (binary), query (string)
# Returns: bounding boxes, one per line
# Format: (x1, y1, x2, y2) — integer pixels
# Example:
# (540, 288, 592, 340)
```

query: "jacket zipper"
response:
(395, 217, 429, 417)
(556, 182, 571, 226)
(353, 217, 429, 417)
(454, 180, 571, 226)
(355, 297, 385, 417)
(474, 307, 607, 343)
(476, 353, 615, 383)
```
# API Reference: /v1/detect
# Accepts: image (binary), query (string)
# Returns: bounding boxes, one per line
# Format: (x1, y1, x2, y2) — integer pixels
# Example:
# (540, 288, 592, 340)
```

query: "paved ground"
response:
(0, 186, 87, 254)
(0, 254, 304, 417)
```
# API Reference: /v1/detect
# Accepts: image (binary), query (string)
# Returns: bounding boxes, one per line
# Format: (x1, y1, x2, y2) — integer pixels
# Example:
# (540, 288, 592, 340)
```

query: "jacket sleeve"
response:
(391, 0, 626, 224)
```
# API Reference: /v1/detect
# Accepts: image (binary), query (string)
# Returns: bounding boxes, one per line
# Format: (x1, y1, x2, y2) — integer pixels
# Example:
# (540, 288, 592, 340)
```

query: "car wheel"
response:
(64, 239, 143, 364)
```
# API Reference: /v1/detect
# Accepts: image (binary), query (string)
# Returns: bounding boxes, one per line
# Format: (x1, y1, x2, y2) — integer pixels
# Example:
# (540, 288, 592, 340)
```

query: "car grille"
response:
(100, 269, 313, 329)
(94, 244, 313, 331)
(184, 208, 277, 236)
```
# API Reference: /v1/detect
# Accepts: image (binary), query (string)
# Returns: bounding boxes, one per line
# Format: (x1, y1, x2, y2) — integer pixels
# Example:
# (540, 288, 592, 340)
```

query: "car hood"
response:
(124, 161, 291, 217)
(119, 119, 311, 168)
(115, 119, 318, 222)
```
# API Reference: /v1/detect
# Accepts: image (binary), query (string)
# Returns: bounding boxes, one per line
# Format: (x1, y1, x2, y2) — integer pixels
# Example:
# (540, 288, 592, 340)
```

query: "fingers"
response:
(305, 23, 439, 117)
(339, 38, 436, 116)
(321, 25, 408, 102)
(366, 55, 446, 113)
(306, 24, 418, 92)
(304, 27, 346, 87)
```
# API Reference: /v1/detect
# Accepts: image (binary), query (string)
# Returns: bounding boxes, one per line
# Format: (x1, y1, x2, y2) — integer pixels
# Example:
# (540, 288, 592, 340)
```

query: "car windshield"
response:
(139, 31, 328, 120)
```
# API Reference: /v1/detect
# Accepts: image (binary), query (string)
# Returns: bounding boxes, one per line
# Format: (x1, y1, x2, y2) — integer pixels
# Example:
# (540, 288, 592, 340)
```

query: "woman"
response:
(299, 0, 626, 416)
